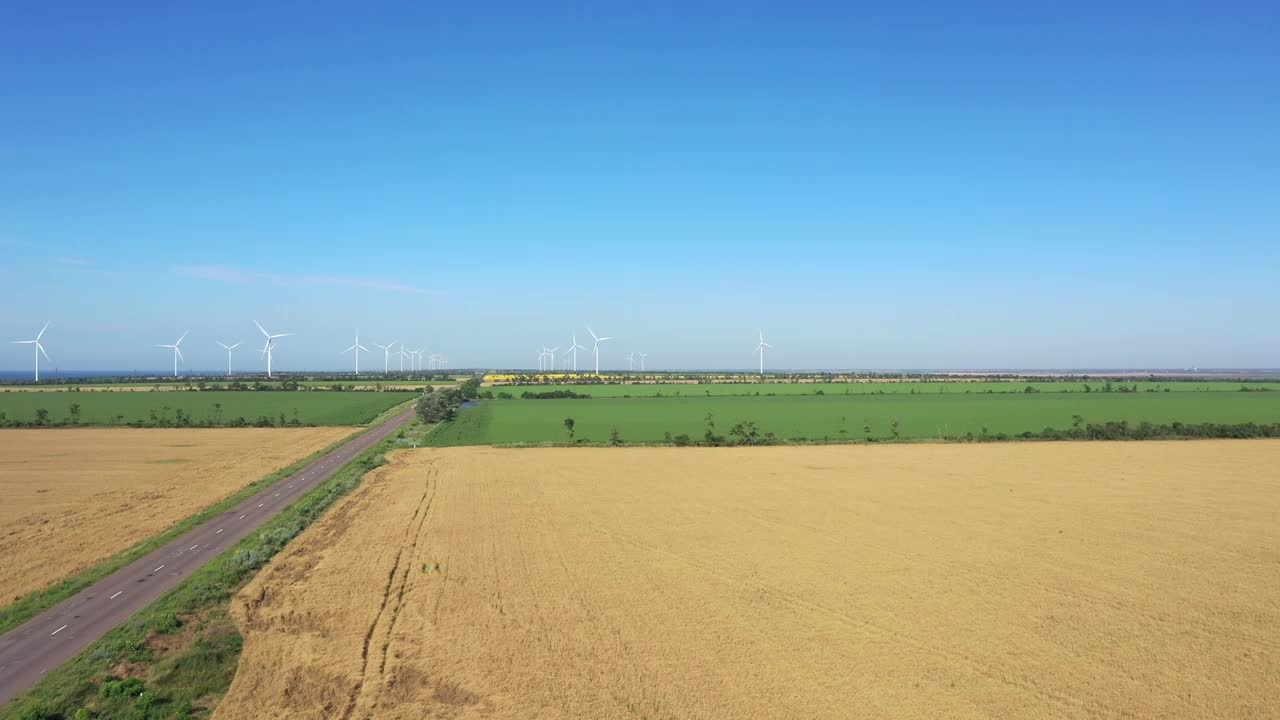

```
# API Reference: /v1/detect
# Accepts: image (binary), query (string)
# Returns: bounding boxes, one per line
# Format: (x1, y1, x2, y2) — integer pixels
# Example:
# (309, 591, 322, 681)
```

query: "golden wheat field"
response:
(217, 442, 1280, 720)
(0, 427, 354, 601)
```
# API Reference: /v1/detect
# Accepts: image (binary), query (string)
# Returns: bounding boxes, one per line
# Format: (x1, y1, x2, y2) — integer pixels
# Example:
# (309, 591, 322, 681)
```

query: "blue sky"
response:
(3, 2, 1277, 372)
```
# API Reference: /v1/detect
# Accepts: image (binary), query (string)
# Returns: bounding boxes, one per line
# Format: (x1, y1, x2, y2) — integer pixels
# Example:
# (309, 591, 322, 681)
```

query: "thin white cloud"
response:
(176, 265, 444, 296)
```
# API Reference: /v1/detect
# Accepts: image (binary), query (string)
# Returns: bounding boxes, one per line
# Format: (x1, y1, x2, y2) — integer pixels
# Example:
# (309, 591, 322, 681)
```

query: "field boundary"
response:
(0, 400, 415, 635)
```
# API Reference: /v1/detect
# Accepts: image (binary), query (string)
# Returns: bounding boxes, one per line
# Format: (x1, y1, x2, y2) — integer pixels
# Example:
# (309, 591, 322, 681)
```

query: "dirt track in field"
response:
(217, 442, 1280, 719)
(0, 427, 354, 601)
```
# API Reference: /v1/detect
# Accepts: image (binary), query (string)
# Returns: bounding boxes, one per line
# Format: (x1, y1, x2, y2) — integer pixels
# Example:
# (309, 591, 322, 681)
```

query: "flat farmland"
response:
(491, 380, 1280, 397)
(216, 443, 1279, 719)
(0, 427, 355, 602)
(427, 391, 1280, 445)
(0, 390, 417, 426)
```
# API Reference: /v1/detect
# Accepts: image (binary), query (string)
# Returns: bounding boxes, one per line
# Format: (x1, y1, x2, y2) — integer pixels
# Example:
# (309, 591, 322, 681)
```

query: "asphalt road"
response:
(0, 407, 416, 707)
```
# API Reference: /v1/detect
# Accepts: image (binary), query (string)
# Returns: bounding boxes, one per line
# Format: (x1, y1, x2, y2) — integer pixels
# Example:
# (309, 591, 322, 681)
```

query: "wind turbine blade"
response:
(177, 331, 189, 345)
(175, 346, 184, 361)
(272, 333, 295, 339)
(231, 343, 241, 349)
(37, 322, 49, 341)
(255, 320, 269, 337)
(38, 343, 50, 361)
(357, 344, 368, 351)
(587, 326, 599, 341)
(12, 340, 34, 344)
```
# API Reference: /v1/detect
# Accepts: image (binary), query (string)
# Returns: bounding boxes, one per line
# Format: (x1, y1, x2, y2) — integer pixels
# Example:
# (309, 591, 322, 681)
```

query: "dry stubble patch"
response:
(217, 442, 1280, 720)
(0, 427, 355, 601)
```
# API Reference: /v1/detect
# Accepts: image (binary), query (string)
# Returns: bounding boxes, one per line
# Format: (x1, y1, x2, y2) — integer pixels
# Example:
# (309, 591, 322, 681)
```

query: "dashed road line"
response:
(50, 625, 67, 637)
(189, 545, 199, 551)
(153, 564, 165, 572)
(216, 528, 223, 534)
(109, 591, 123, 599)
(238, 515, 245, 520)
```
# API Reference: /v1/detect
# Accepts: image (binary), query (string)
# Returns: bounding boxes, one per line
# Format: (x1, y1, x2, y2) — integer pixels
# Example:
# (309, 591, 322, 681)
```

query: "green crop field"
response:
(0, 391, 418, 426)
(426, 392, 1280, 446)
(488, 380, 1280, 398)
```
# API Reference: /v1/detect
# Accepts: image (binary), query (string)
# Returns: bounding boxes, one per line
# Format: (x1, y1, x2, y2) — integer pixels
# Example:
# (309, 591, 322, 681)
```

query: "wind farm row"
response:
(9, 322, 784, 380)
(534, 327, 773, 374)
(8, 322, 450, 380)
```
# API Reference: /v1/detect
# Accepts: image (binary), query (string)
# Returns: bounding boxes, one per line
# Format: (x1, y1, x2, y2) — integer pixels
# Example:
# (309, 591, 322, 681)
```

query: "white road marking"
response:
(51, 625, 67, 636)
(274, 493, 280, 497)
(216, 528, 223, 534)
(109, 591, 123, 599)
(257, 503, 264, 508)
(238, 515, 245, 520)
(189, 544, 199, 551)
(154, 564, 165, 572)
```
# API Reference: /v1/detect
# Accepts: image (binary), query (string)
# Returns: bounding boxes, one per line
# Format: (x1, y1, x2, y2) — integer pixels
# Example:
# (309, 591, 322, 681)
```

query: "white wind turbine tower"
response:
(11, 322, 51, 381)
(343, 330, 369, 374)
(255, 321, 294, 378)
(755, 330, 774, 375)
(216, 341, 241, 376)
(544, 346, 559, 373)
(587, 326, 615, 375)
(624, 352, 635, 372)
(375, 340, 398, 373)
(157, 331, 188, 378)
(639, 352, 649, 372)
(412, 348, 425, 372)
(568, 332, 586, 373)
(396, 345, 410, 372)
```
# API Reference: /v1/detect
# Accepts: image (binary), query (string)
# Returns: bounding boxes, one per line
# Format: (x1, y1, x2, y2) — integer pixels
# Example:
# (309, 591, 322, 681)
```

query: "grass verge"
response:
(0, 399, 415, 636)
(0, 419, 418, 720)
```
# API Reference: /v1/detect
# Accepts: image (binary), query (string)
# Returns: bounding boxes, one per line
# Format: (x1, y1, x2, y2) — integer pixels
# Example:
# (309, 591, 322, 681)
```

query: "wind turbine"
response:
(410, 348, 424, 372)
(568, 332, 586, 373)
(255, 321, 293, 378)
(755, 330, 774, 375)
(544, 346, 559, 373)
(587, 326, 614, 375)
(157, 331, 188, 378)
(639, 352, 649, 372)
(396, 345, 411, 372)
(216, 341, 241, 376)
(11, 322, 50, 381)
(624, 352, 635, 372)
(375, 340, 398, 373)
(343, 330, 369, 374)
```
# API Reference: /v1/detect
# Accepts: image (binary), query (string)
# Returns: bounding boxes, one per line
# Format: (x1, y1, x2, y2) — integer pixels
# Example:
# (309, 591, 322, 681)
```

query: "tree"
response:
(564, 417, 576, 438)
(891, 417, 901, 440)
(34, 408, 49, 426)
(416, 393, 456, 423)
(608, 427, 623, 446)
(69, 403, 81, 424)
